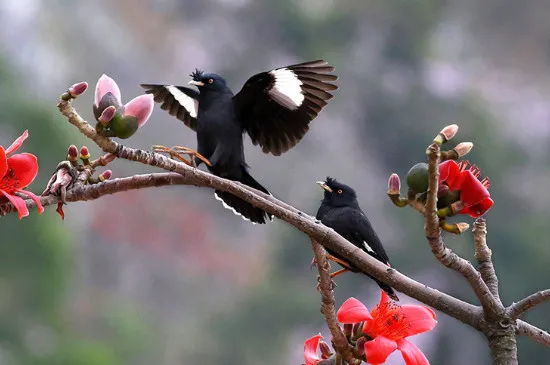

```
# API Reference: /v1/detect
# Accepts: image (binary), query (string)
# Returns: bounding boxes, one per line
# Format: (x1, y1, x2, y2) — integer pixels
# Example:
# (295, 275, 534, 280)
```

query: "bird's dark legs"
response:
(329, 268, 349, 279)
(152, 145, 212, 167)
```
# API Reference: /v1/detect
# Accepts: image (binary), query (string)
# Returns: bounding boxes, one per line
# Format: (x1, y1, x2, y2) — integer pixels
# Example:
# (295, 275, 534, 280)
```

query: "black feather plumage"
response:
(141, 60, 337, 223)
(316, 177, 399, 300)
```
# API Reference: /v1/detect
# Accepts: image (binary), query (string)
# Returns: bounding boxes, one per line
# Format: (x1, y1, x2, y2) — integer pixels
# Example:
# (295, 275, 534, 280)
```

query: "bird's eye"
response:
(337, 189, 343, 194)
(208, 78, 214, 84)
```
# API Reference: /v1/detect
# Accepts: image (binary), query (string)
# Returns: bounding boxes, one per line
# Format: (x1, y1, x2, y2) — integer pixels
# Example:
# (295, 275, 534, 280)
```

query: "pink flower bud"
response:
(123, 94, 155, 127)
(99, 105, 116, 126)
(387, 173, 401, 195)
(99, 170, 112, 181)
(319, 341, 332, 358)
(440, 124, 458, 141)
(94, 74, 121, 107)
(67, 145, 78, 161)
(80, 146, 90, 159)
(68, 82, 88, 97)
(454, 142, 473, 158)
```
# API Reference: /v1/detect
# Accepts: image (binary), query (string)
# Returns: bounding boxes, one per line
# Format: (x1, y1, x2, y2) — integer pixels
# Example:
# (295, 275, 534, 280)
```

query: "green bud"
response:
(406, 162, 429, 194)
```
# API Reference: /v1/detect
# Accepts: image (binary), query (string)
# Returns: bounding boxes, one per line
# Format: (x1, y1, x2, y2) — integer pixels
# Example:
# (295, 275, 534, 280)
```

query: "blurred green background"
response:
(0, 0, 549, 364)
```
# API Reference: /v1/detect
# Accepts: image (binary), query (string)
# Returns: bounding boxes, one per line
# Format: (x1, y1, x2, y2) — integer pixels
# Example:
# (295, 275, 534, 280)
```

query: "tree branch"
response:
(424, 142, 503, 319)
(517, 320, 550, 346)
(473, 218, 502, 306)
(311, 240, 360, 365)
(5, 86, 547, 354)
(508, 290, 550, 320)
(0, 172, 188, 217)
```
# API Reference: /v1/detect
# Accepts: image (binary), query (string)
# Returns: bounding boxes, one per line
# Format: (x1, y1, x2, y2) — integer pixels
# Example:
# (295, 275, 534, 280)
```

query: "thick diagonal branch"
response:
(311, 240, 360, 365)
(473, 218, 502, 305)
(508, 290, 550, 320)
(425, 143, 502, 319)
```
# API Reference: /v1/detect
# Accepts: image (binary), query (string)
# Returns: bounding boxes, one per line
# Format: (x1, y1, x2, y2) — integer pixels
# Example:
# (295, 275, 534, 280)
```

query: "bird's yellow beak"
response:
(188, 80, 205, 87)
(316, 181, 332, 193)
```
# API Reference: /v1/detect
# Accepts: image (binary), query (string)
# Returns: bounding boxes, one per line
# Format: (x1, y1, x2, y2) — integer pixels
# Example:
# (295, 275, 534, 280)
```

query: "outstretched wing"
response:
(232, 60, 338, 156)
(140, 84, 199, 131)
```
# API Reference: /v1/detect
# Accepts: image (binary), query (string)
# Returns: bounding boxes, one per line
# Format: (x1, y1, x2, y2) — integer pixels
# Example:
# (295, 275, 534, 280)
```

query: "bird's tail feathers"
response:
(214, 169, 273, 224)
(361, 271, 399, 301)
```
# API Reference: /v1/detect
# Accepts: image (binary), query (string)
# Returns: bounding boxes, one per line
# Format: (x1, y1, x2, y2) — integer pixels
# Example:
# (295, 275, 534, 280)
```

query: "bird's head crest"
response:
(325, 176, 337, 186)
(190, 69, 204, 81)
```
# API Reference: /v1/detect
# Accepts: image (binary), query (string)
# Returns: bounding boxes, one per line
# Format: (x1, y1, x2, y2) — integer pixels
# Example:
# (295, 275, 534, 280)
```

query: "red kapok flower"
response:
(439, 160, 494, 217)
(303, 334, 333, 365)
(337, 291, 437, 365)
(303, 334, 323, 365)
(0, 130, 44, 219)
(94, 74, 154, 128)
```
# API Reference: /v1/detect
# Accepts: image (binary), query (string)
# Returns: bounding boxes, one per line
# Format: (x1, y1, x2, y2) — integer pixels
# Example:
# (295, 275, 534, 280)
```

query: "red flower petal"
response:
(337, 297, 373, 324)
(95, 74, 121, 107)
(56, 202, 65, 220)
(5, 130, 29, 155)
(397, 339, 430, 365)
(458, 171, 493, 217)
(0, 189, 29, 219)
(462, 197, 494, 218)
(4, 153, 39, 190)
(18, 189, 44, 214)
(303, 334, 322, 365)
(0, 147, 7, 179)
(364, 336, 398, 365)
(124, 94, 154, 127)
(398, 305, 437, 337)
(438, 160, 460, 189)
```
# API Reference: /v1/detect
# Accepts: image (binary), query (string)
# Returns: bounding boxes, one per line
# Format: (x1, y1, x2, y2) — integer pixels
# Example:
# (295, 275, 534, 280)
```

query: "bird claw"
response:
(152, 145, 212, 167)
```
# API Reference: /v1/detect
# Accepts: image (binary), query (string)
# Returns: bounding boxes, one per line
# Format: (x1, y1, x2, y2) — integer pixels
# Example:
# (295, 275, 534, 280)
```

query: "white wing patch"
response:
(268, 68, 304, 110)
(362, 241, 375, 254)
(166, 85, 199, 118)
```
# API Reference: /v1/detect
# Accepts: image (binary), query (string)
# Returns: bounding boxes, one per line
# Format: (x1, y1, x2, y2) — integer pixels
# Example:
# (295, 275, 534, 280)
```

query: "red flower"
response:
(303, 334, 323, 365)
(337, 291, 437, 365)
(0, 130, 44, 219)
(439, 160, 493, 217)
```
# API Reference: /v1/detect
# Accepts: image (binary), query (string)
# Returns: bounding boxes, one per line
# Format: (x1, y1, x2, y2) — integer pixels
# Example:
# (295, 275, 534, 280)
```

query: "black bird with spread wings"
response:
(316, 177, 399, 300)
(141, 60, 337, 224)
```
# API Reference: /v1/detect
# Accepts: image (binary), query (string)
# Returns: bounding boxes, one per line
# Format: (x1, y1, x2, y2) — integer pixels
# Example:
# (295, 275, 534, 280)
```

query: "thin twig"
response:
(424, 142, 502, 319)
(473, 218, 502, 306)
(311, 240, 360, 365)
(517, 320, 550, 346)
(508, 290, 550, 320)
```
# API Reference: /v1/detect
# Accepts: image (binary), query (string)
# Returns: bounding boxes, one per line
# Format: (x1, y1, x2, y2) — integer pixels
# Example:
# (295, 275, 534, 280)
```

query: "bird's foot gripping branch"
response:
(1, 75, 550, 365)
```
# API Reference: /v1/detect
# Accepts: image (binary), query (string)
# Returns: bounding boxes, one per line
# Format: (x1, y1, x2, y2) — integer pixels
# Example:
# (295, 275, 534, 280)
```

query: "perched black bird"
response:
(141, 60, 337, 224)
(316, 177, 399, 301)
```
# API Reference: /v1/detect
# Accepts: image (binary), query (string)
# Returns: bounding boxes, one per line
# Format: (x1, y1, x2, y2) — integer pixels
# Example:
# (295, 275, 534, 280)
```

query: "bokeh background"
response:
(1, 0, 549, 364)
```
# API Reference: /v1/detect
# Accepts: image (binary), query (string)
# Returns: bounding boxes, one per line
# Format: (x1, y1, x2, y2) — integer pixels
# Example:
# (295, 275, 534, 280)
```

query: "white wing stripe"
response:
(268, 68, 304, 110)
(362, 241, 375, 254)
(166, 85, 199, 119)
